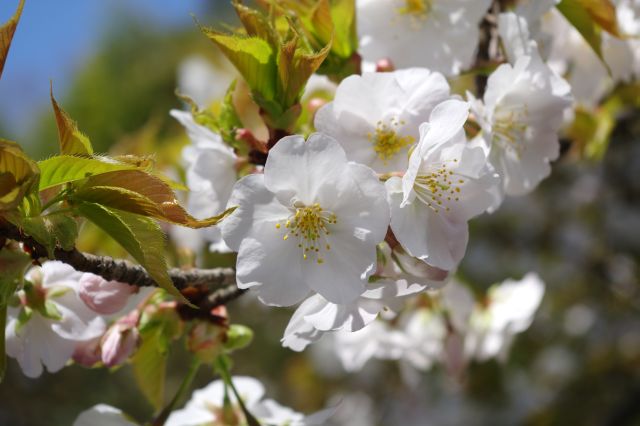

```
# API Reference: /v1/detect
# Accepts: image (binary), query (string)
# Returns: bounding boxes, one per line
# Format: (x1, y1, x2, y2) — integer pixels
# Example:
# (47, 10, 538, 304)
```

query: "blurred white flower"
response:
(469, 49, 572, 196)
(177, 54, 236, 108)
(6, 262, 106, 378)
(314, 68, 451, 173)
(166, 376, 334, 426)
(357, 0, 492, 75)
(74, 404, 138, 426)
(221, 133, 390, 306)
(388, 99, 500, 270)
(171, 109, 237, 253)
(458, 272, 546, 362)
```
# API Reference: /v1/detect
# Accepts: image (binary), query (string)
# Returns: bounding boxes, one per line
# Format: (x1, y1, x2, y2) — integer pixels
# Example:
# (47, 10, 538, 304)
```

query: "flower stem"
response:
(151, 357, 202, 426)
(215, 356, 262, 426)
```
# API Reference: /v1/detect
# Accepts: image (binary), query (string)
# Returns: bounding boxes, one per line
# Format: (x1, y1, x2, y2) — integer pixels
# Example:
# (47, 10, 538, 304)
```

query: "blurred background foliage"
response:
(0, 2, 639, 426)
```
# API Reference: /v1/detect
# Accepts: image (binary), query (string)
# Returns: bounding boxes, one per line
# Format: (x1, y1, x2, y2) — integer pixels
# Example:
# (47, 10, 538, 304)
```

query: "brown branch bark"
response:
(0, 219, 244, 309)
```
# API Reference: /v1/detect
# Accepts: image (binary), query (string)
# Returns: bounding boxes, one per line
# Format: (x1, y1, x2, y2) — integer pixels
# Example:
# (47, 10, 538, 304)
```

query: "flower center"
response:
(412, 160, 464, 214)
(491, 106, 529, 157)
(399, 0, 432, 17)
(368, 118, 415, 164)
(276, 202, 337, 264)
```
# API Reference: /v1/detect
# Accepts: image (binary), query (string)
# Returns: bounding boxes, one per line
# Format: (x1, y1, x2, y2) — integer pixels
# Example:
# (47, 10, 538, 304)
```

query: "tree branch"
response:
(0, 219, 242, 309)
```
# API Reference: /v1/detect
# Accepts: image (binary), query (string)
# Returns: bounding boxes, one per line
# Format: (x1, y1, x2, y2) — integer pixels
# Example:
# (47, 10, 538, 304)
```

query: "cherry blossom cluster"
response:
(74, 376, 334, 426)
(6, 261, 152, 377)
(169, 0, 577, 367)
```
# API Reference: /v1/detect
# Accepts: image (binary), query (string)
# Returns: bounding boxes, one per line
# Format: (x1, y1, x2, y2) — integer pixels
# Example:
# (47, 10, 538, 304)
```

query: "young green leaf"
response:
(0, 0, 24, 80)
(75, 202, 189, 304)
(50, 86, 94, 156)
(202, 29, 277, 102)
(0, 140, 39, 213)
(37, 155, 139, 191)
(73, 170, 236, 228)
(556, 0, 621, 64)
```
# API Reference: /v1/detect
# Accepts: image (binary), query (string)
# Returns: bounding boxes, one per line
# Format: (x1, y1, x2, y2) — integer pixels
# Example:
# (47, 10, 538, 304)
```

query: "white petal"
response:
(264, 133, 349, 205)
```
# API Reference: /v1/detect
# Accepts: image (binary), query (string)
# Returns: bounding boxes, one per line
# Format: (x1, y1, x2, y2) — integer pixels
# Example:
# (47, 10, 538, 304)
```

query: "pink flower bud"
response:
(100, 312, 140, 367)
(79, 273, 136, 315)
(72, 337, 102, 367)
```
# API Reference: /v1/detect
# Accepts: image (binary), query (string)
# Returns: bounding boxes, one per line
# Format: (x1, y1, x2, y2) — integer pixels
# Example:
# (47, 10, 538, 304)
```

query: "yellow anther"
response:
(367, 118, 415, 164)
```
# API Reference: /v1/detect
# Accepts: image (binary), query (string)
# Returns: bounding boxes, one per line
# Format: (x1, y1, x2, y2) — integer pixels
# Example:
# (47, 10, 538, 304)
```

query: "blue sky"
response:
(0, 0, 208, 139)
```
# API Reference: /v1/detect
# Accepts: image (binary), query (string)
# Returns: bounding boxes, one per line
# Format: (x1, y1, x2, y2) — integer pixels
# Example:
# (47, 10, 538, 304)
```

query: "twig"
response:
(0, 219, 237, 293)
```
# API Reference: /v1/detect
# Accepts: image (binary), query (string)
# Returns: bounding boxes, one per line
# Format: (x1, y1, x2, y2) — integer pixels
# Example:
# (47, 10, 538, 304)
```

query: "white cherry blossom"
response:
(5, 262, 106, 378)
(74, 404, 138, 426)
(221, 133, 390, 306)
(469, 51, 572, 196)
(388, 99, 500, 270)
(461, 272, 546, 361)
(314, 68, 451, 173)
(177, 54, 236, 108)
(171, 109, 237, 252)
(282, 243, 449, 351)
(166, 376, 334, 426)
(357, 0, 492, 75)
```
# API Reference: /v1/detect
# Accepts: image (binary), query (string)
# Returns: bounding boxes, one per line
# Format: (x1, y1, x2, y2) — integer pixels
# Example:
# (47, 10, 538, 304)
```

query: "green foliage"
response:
(0, 140, 40, 213)
(50, 88, 94, 156)
(133, 294, 184, 410)
(37, 156, 139, 191)
(270, 0, 359, 78)
(0, 0, 24, 80)
(200, 1, 331, 130)
(74, 202, 188, 304)
(71, 166, 236, 229)
(556, 0, 621, 64)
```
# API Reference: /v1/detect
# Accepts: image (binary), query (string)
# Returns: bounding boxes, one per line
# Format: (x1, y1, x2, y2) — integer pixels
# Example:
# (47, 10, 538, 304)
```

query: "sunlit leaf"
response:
(50, 86, 94, 156)
(0, 140, 39, 212)
(37, 155, 139, 191)
(0, 0, 24, 80)
(202, 29, 277, 101)
(73, 170, 236, 228)
(74, 202, 188, 304)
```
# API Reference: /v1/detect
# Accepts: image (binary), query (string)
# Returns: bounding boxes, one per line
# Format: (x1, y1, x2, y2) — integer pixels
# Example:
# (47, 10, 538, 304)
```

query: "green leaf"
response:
(0, 0, 24, 80)
(50, 85, 94, 156)
(72, 170, 236, 228)
(556, 0, 620, 64)
(37, 155, 139, 191)
(131, 329, 168, 410)
(75, 202, 189, 304)
(0, 246, 30, 304)
(48, 215, 78, 251)
(202, 29, 277, 101)
(0, 140, 39, 212)
(4, 212, 55, 256)
(277, 36, 331, 108)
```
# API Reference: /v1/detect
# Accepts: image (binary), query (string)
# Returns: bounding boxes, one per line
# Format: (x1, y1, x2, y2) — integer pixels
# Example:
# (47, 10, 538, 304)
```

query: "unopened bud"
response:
(72, 337, 102, 367)
(375, 58, 395, 72)
(79, 273, 135, 315)
(100, 311, 140, 367)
